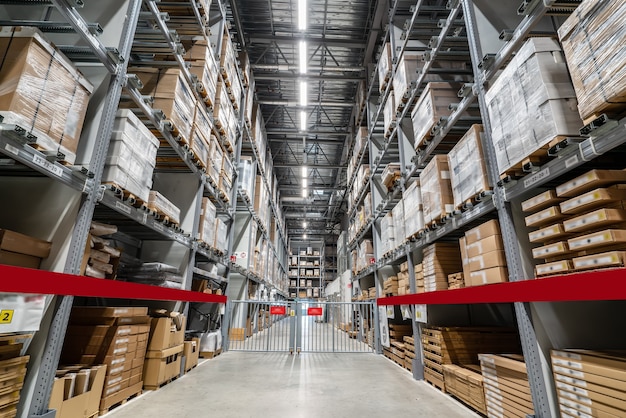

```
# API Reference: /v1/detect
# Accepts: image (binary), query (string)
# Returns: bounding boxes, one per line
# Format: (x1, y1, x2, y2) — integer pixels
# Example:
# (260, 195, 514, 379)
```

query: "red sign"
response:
(307, 307, 323, 316)
(370, 258, 376, 265)
(230, 255, 237, 262)
(270, 306, 286, 315)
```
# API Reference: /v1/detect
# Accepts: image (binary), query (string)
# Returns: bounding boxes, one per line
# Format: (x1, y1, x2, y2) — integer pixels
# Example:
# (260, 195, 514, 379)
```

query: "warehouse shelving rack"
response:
(0, 0, 288, 416)
(344, 0, 626, 417)
(288, 247, 325, 299)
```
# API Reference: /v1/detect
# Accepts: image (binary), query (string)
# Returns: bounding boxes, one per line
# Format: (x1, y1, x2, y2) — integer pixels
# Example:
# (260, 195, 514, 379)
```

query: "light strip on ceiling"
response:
(303, 178, 308, 188)
(300, 111, 307, 131)
(299, 40, 307, 74)
(298, 0, 307, 31)
(301, 166, 307, 177)
(302, 188, 308, 197)
(300, 80, 307, 107)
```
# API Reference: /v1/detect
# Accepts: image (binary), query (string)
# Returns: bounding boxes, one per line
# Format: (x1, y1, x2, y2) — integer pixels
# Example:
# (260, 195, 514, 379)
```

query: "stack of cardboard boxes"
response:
(412, 82, 465, 150)
(551, 349, 626, 417)
(414, 263, 424, 294)
(403, 336, 416, 372)
(479, 354, 535, 418)
(384, 323, 413, 366)
(61, 307, 150, 415)
(49, 365, 107, 418)
(442, 364, 486, 415)
(0, 26, 93, 165)
(421, 155, 455, 226)
(461, 220, 509, 287)
(197, 197, 217, 250)
(397, 262, 411, 295)
(383, 275, 398, 296)
(0, 228, 51, 269)
(143, 311, 186, 390)
(0, 342, 30, 418)
(83, 222, 122, 280)
(422, 243, 462, 292)
(403, 181, 425, 240)
(524, 169, 626, 276)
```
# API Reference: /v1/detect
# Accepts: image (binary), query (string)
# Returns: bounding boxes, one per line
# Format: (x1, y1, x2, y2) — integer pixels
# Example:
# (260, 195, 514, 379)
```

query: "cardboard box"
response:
(412, 82, 464, 148)
(0, 250, 41, 268)
(525, 206, 565, 228)
(147, 316, 186, 351)
(48, 365, 106, 418)
(532, 241, 570, 260)
(421, 154, 455, 225)
(465, 219, 500, 245)
(573, 250, 626, 271)
(469, 267, 509, 286)
(70, 307, 148, 318)
(522, 190, 564, 213)
(467, 250, 507, 272)
(563, 208, 626, 233)
(560, 186, 626, 215)
(465, 235, 504, 258)
(536, 260, 572, 276)
(528, 223, 568, 244)
(143, 344, 183, 389)
(183, 338, 200, 372)
(0, 229, 51, 258)
(557, 170, 626, 198)
(99, 381, 142, 412)
(567, 229, 626, 252)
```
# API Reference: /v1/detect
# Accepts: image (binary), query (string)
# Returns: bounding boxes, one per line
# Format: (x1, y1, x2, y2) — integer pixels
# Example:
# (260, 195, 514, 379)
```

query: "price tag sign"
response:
(386, 306, 395, 319)
(415, 304, 427, 323)
(401, 305, 411, 320)
(290, 310, 296, 317)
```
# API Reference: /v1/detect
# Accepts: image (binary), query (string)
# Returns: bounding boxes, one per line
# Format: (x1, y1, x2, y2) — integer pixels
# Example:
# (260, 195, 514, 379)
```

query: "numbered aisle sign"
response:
(0, 294, 46, 332)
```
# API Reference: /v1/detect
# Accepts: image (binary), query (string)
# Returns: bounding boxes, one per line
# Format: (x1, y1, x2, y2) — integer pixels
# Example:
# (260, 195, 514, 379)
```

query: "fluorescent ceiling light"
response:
(302, 188, 308, 197)
(303, 221, 308, 228)
(303, 178, 308, 188)
(300, 81, 307, 107)
(303, 233, 307, 239)
(301, 166, 307, 177)
(300, 111, 307, 131)
(298, 0, 307, 31)
(299, 41, 307, 74)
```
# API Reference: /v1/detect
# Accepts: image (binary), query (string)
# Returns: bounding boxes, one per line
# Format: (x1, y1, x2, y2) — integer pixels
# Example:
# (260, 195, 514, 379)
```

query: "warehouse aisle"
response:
(107, 352, 478, 417)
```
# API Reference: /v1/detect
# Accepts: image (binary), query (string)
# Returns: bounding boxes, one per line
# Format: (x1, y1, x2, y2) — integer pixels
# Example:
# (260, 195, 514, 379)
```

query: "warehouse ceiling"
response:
(228, 0, 387, 244)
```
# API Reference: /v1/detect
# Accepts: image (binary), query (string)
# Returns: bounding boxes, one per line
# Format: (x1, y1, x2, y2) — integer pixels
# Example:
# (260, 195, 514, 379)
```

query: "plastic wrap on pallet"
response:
(384, 90, 396, 135)
(238, 156, 255, 198)
(209, 136, 223, 185)
(112, 110, 159, 164)
(213, 218, 227, 252)
(102, 164, 152, 202)
(559, 0, 626, 121)
(421, 155, 454, 225)
(0, 26, 93, 160)
(403, 181, 424, 239)
(364, 192, 372, 220)
(392, 199, 406, 245)
(148, 191, 181, 225)
(411, 82, 461, 149)
(378, 42, 392, 91)
(214, 82, 238, 149)
(130, 67, 196, 145)
(448, 125, 489, 209)
(198, 197, 216, 246)
(485, 38, 582, 175)
(381, 212, 396, 255)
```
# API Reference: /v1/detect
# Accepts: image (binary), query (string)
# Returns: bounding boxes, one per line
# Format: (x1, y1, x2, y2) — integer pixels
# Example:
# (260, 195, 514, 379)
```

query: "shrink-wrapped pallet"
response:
(384, 90, 396, 136)
(403, 181, 424, 239)
(411, 82, 463, 149)
(447, 125, 489, 209)
(148, 191, 181, 225)
(559, 0, 626, 121)
(381, 212, 395, 255)
(0, 26, 93, 164)
(485, 38, 582, 176)
(421, 155, 454, 225)
(184, 39, 218, 108)
(378, 42, 392, 92)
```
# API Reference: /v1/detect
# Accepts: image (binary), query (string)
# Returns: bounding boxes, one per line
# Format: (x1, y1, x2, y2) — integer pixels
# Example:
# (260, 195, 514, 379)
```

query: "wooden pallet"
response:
(455, 189, 493, 212)
(199, 348, 222, 359)
(99, 383, 143, 416)
(424, 367, 446, 392)
(143, 374, 180, 391)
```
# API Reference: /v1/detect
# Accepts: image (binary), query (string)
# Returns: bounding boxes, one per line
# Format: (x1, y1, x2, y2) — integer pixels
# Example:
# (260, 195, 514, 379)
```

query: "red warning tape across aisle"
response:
(377, 268, 626, 306)
(0, 264, 227, 303)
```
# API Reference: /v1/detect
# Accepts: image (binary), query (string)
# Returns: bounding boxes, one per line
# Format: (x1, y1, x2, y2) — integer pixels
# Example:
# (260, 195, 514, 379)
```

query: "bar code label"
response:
(153, 222, 164, 232)
(523, 167, 550, 188)
(4, 143, 19, 156)
(114, 201, 131, 215)
(565, 155, 579, 168)
(32, 154, 62, 177)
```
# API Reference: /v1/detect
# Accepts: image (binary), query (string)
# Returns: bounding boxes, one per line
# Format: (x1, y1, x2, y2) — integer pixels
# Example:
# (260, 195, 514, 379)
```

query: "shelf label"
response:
(153, 222, 164, 232)
(142, 213, 148, 224)
(523, 167, 550, 189)
(565, 155, 579, 169)
(4, 143, 19, 156)
(386, 306, 394, 319)
(436, 227, 446, 237)
(114, 201, 132, 215)
(0, 310, 13, 324)
(270, 306, 286, 315)
(415, 304, 427, 323)
(401, 305, 411, 320)
(32, 154, 63, 178)
(307, 307, 323, 316)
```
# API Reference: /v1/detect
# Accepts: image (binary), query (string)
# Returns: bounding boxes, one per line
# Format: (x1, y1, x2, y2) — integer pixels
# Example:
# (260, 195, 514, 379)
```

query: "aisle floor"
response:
(107, 352, 479, 418)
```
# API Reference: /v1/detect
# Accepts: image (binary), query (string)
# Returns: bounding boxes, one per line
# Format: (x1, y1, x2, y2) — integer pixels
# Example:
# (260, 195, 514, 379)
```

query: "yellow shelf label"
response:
(0, 310, 14, 324)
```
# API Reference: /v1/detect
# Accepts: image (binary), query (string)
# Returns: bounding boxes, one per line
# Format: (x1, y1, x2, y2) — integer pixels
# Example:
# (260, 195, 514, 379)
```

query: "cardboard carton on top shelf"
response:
(556, 170, 626, 198)
(147, 314, 186, 352)
(521, 189, 564, 213)
(412, 82, 465, 149)
(464, 219, 500, 245)
(0, 26, 93, 160)
(377, 42, 392, 91)
(465, 235, 504, 258)
(448, 125, 490, 210)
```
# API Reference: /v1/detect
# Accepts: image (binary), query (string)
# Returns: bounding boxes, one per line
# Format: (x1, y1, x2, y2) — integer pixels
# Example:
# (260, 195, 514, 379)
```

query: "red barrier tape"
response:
(0, 264, 226, 304)
(377, 268, 626, 306)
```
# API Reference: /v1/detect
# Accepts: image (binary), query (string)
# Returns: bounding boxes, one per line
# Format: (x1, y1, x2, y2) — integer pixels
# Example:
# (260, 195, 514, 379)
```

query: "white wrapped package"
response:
(421, 155, 454, 225)
(448, 125, 490, 209)
(403, 181, 424, 238)
(148, 191, 181, 225)
(381, 212, 396, 254)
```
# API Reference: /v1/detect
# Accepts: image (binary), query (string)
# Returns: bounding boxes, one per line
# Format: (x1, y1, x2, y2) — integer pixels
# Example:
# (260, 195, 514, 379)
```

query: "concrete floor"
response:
(107, 352, 479, 418)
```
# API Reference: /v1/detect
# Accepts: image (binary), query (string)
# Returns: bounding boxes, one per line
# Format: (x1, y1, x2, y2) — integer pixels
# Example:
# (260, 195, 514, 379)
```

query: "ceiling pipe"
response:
(251, 64, 364, 72)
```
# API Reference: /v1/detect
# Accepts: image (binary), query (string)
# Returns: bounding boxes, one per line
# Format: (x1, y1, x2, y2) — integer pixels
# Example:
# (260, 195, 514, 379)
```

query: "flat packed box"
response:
(558, 0, 626, 121)
(467, 250, 507, 272)
(148, 191, 181, 226)
(465, 235, 504, 258)
(49, 365, 107, 418)
(421, 155, 454, 225)
(411, 82, 462, 149)
(556, 169, 626, 198)
(485, 38, 582, 175)
(522, 189, 564, 213)
(525, 206, 565, 228)
(559, 186, 626, 215)
(377, 42, 392, 91)
(143, 344, 183, 388)
(469, 266, 508, 286)
(563, 208, 626, 233)
(0, 26, 93, 160)
(0, 229, 51, 258)
(147, 316, 186, 351)
(465, 219, 500, 245)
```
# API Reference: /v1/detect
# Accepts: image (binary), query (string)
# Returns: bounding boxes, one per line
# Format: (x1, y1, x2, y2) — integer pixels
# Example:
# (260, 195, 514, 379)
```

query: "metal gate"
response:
(226, 300, 376, 353)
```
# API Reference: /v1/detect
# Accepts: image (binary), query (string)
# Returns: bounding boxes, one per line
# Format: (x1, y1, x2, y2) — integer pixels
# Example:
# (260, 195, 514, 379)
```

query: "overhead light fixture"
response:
(300, 111, 307, 131)
(302, 188, 308, 197)
(303, 233, 307, 239)
(301, 166, 307, 177)
(303, 178, 308, 188)
(303, 221, 308, 228)
(299, 40, 307, 74)
(300, 81, 307, 107)
(298, 0, 307, 31)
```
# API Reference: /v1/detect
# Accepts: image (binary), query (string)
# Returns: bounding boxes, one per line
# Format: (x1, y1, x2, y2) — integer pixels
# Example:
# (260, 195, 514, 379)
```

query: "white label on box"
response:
(115, 200, 132, 215)
(4, 143, 19, 156)
(533, 243, 565, 258)
(554, 365, 584, 379)
(569, 232, 610, 249)
(110, 357, 125, 366)
(107, 375, 123, 386)
(480, 356, 495, 365)
(153, 222, 164, 232)
(536, 262, 569, 275)
(556, 374, 588, 389)
(560, 405, 592, 418)
(560, 398, 592, 415)
(106, 384, 122, 396)
(564, 212, 603, 231)
(32, 154, 63, 177)
(574, 254, 619, 269)
(557, 381, 589, 397)
(557, 173, 594, 196)
(561, 192, 598, 212)
(565, 155, 579, 169)
(560, 390, 591, 405)
(524, 167, 550, 188)
(114, 337, 130, 345)
(553, 357, 583, 369)
(530, 226, 560, 241)
(113, 346, 128, 355)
